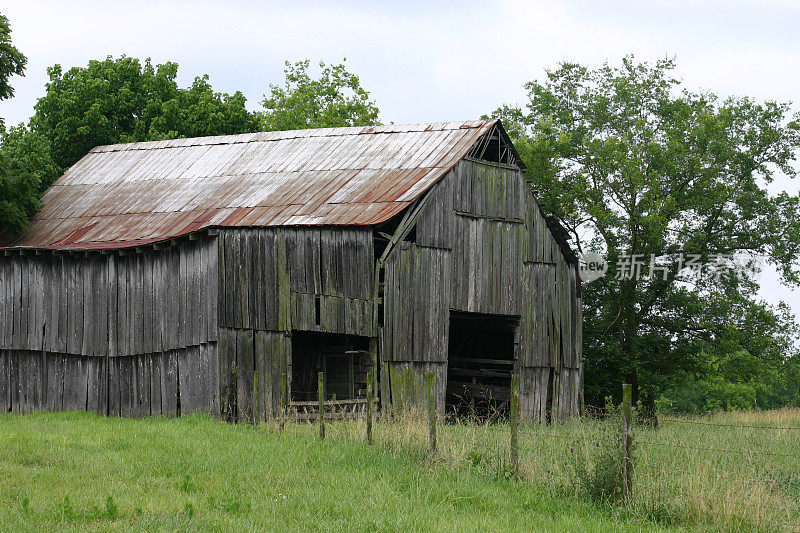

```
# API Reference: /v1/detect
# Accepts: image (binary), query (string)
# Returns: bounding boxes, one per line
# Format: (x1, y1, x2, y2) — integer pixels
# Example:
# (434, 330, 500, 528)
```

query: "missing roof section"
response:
(466, 122, 526, 169)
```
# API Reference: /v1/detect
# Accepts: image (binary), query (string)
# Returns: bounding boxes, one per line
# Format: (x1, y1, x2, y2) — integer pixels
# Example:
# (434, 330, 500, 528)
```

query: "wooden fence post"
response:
(253, 370, 259, 427)
(510, 374, 520, 475)
(366, 371, 374, 445)
(318, 371, 325, 440)
(426, 372, 436, 454)
(280, 372, 287, 432)
(622, 383, 633, 505)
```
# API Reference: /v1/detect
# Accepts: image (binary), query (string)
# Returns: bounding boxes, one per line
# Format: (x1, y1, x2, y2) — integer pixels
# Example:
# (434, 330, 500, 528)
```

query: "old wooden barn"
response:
(0, 120, 582, 421)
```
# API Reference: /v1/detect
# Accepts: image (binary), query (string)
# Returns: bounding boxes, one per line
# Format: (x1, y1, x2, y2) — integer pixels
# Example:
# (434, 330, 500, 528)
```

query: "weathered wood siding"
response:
(382, 159, 582, 420)
(0, 236, 219, 416)
(215, 227, 375, 422)
(217, 228, 373, 336)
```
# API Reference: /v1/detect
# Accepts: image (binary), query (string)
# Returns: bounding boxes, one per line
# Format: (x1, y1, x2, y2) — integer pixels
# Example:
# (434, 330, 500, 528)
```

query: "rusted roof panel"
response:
(6, 120, 503, 251)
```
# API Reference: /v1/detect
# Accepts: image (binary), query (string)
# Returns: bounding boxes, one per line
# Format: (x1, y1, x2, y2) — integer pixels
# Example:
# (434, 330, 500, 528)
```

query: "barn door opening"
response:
(290, 331, 371, 401)
(446, 311, 519, 418)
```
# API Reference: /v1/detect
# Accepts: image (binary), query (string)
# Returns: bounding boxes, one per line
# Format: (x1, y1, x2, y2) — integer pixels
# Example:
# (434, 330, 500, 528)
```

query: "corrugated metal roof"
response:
(6, 120, 504, 251)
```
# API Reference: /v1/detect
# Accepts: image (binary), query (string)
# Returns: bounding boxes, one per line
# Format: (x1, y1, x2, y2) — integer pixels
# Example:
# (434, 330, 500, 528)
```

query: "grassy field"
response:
(0, 412, 663, 532)
(0, 409, 798, 532)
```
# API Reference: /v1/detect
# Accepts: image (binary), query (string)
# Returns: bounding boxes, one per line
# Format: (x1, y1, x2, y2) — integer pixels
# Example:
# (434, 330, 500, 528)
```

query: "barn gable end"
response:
(381, 156, 581, 421)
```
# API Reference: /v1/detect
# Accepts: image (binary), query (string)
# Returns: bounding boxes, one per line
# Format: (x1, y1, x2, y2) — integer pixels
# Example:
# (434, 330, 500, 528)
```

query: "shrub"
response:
(570, 400, 626, 503)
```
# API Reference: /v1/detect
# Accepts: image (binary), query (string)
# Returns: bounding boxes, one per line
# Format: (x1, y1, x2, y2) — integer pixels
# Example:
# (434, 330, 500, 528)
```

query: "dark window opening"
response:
(314, 295, 321, 326)
(446, 311, 519, 418)
(291, 331, 372, 402)
(481, 136, 501, 163)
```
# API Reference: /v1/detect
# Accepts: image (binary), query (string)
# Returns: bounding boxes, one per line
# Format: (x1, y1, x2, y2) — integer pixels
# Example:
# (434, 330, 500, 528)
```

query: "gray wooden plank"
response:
(178, 245, 188, 348)
(118, 356, 134, 417)
(198, 240, 209, 344)
(262, 230, 277, 330)
(271, 331, 289, 418)
(143, 253, 154, 355)
(254, 331, 268, 421)
(218, 327, 234, 419)
(32, 258, 45, 352)
(198, 342, 217, 413)
(192, 242, 202, 346)
(177, 346, 193, 414)
(44, 353, 62, 412)
(115, 256, 128, 356)
(0, 351, 8, 412)
(86, 356, 102, 415)
(0, 263, 6, 349)
(8, 351, 19, 413)
(135, 354, 150, 416)
(150, 352, 162, 415)
(168, 248, 180, 350)
(61, 354, 77, 411)
(95, 256, 109, 356)
(10, 261, 20, 350)
(107, 356, 120, 416)
(160, 350, 178, 417)
(236, 329, 254, 423)
(34, 350, 45, 411)
(15, 352, 29, 413)
(154, 250, 165, 353)
(75, 356, 89, 412)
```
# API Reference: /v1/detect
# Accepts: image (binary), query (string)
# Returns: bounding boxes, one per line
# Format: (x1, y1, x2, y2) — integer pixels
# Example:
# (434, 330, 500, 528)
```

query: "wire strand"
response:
(645, 441, 798, 459)
(639, 465, 791, 486)
(660, 417, 800, 431)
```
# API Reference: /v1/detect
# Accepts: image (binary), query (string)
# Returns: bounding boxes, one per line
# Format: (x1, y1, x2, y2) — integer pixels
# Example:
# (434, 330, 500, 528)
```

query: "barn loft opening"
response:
(290, 331, 372, 401)
(446, 311, 519, 418)
(466, 123, 519, 167)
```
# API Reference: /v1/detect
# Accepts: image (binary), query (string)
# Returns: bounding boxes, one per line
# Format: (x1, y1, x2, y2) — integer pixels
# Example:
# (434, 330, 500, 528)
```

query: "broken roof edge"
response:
(0, 221, 383, 253)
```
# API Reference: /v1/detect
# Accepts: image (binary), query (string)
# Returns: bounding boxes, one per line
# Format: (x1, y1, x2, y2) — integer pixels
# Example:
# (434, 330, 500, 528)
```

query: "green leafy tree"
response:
(260, 59, 380, 130)
(0, 150, 41, 237)
(1, 125, 58, 191)
(23, 56, 259, 177)
(1, 55, 259, 237)
(0, 13, 26, 126)
(491, 57, 800, 410)
(0, 12, 39, 237)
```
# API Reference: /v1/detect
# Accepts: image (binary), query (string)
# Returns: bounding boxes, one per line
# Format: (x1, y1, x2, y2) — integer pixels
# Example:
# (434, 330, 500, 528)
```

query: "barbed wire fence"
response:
(269, 370, 799, 531)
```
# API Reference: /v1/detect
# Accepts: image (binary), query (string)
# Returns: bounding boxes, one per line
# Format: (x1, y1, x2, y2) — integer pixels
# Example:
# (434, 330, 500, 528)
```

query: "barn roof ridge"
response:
(90, 120, 497, 153)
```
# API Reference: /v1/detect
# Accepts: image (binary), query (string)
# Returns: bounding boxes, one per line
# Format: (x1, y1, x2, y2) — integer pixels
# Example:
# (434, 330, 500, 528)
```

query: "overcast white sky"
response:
(2, 0, 799, 322)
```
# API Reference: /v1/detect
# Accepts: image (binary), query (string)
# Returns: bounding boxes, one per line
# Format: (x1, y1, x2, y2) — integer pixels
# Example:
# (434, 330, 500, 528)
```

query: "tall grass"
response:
(271, 407, 800, 531)
(634, 408, 800, 531)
